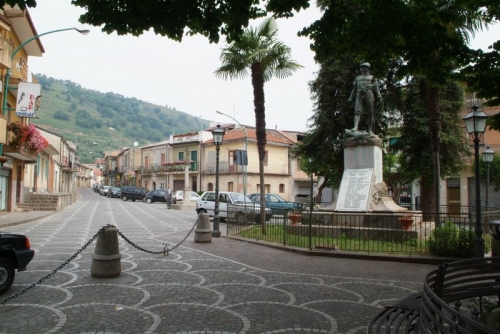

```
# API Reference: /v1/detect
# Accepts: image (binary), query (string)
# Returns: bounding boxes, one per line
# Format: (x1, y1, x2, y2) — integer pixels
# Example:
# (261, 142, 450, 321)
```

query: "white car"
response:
(173, 190, 200, 203)
(196, 191, 272, 224)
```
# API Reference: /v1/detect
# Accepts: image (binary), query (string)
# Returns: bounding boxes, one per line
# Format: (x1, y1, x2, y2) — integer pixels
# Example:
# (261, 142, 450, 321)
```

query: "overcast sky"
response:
(28, 2, 499, 133)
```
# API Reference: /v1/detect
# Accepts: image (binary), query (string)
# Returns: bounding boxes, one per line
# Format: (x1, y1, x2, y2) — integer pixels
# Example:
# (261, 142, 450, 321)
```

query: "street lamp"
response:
(2, 28, 89, 117)
(463, 104, 488, 258)
(216, 110, 248, 198)
(483, 146, 495, 209)
(212, 124, 225, 237)
(0, 27, 89, 159)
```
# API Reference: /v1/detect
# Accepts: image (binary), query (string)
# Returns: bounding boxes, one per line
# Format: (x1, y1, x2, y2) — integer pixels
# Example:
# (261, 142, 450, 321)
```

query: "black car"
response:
(121, 186, 148, 201)
(145, 190, 166, 204)
(107, 186, 121, 198)
(0, 232, 35, 294)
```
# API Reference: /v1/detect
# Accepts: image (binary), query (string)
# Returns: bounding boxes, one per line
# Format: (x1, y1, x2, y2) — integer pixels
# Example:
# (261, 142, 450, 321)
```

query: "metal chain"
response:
(110, 219, 198, 254)
(0, 220, 199, 305)
(0, 225, 106, 305)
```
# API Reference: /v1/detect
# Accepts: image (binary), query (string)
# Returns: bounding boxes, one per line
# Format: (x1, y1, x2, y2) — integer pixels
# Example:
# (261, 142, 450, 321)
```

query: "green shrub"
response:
(428, 221, 475, 257)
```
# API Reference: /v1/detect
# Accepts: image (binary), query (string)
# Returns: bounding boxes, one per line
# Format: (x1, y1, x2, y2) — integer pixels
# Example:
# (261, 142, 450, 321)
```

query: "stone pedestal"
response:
(91, 227, 122, 278)
(194, 213, 212, 243)
(344, 145, 383, 184)
(335, 131, 407, 213)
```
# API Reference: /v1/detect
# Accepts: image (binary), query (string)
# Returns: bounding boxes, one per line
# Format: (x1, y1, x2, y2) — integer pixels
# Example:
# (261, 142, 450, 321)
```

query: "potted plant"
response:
(288, 212, 302, 225)
(398, 214, 414, 230)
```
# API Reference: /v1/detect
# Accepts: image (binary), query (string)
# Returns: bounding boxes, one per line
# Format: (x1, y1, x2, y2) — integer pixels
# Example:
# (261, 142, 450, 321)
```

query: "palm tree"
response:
(214, 17, 302, 233)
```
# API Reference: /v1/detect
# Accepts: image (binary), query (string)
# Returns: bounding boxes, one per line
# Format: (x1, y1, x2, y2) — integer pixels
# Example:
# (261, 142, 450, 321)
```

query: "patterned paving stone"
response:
(0, 190, 435, 333)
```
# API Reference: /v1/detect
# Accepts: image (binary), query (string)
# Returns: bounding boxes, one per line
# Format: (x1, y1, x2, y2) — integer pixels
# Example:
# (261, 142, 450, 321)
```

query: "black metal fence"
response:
(226, 209, 500, 256)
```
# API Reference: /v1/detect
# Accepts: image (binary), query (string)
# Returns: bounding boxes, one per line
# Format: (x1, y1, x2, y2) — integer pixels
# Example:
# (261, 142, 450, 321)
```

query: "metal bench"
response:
(366, 292, 421, 333)
(367, 257, 500, 334)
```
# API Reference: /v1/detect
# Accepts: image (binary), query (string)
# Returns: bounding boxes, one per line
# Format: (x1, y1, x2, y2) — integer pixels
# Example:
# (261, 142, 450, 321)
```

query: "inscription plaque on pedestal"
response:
(336, 169, 373, 212)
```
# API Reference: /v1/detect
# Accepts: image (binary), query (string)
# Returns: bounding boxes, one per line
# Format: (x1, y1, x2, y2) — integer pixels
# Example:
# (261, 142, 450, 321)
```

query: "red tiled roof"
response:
(204, 128, 291, 145)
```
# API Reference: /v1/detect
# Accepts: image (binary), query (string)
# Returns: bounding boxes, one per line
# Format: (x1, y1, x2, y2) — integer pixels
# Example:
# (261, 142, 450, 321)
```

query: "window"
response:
(257, 184, 270, 193)
(279, 184, 285, 193)
(161, 153, 166, 163)
(208, 182, 214, 191)
(297, 157, 302, 171)
(228, 182, 233, 192)
(178, 152, 184, 161)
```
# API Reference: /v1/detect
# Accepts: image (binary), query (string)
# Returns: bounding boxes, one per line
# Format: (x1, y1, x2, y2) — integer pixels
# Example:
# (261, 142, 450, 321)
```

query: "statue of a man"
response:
(348, 62, 382, 134)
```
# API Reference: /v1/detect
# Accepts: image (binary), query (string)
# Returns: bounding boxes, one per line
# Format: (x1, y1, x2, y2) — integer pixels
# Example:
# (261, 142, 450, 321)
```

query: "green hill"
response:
(31, 75, 208, 164)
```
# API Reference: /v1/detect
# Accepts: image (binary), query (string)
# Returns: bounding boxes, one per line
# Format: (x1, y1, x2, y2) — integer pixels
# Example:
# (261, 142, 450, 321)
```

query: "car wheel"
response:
(132, 199, 136, 202)
(122, 196, 128, 201)
(235, 212, 246, 225)
(146, 198, 152, 204)
(0, 257, 15, 295)
(198, 209, 207, 214)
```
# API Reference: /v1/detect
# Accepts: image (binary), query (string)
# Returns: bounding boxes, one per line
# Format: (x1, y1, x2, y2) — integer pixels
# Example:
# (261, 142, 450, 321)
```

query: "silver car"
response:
(196, 191, 272, 224)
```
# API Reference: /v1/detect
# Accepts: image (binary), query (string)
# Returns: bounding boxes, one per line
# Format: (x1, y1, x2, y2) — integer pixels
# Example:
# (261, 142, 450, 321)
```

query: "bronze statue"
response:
(348, 62, 382, 133)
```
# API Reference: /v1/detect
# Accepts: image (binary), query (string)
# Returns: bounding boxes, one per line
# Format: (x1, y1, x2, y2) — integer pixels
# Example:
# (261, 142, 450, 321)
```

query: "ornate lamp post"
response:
(216, 110, 248, 198)
(212, 124, 225, 237)
(0, 27, 89, 159)
(463, 105, 488, 258)
(482, 146, 495, 210)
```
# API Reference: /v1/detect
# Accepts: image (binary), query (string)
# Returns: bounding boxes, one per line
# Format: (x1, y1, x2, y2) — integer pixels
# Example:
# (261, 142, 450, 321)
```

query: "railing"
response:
(141, 162, 199, 174)
(227, 210, 500, 255)
(420, 257, 500, 333)
(202, 162, 288, 174)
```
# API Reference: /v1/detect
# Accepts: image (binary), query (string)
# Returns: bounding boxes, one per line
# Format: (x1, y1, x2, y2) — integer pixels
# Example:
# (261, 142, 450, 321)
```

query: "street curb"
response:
(0, 212, 56, 229)
(225, 235, 459, 265)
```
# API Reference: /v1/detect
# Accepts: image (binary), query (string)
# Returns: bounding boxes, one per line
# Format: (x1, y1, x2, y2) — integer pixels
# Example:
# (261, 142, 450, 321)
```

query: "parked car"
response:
(173, 190, 200, 203)
(145, 190, 166, 204)
(0, 232, 35, 294)
(196, 191, 272, 224)
(100, 185, 111, 196)
(247, 193, 306, 215)
(107, 186, 121, 198)
(121, 186, 148, 201)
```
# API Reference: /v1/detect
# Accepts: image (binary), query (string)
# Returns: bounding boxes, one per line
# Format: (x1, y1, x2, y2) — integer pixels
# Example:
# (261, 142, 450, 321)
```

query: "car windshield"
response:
(269, 194, 287, 202)
(229, 193, 253, 204)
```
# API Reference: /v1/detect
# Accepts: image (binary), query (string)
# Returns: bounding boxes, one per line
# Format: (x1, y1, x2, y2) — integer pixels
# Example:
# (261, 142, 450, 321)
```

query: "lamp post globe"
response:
(463, 105, 488, 258)
(212, 124, 225, 237)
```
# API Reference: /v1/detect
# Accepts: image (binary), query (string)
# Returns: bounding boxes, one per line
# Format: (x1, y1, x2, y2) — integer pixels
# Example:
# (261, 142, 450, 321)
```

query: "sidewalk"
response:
(0, 210, 55, 229)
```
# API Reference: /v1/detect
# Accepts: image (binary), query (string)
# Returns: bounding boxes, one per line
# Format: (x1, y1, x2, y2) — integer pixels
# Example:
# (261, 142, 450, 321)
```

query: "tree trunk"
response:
(426, 84, 441, 226)
(251, 62, 267, 235)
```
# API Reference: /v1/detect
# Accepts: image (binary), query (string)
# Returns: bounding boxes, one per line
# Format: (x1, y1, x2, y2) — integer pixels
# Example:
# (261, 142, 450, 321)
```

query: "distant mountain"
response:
(31, 75, 208, 163)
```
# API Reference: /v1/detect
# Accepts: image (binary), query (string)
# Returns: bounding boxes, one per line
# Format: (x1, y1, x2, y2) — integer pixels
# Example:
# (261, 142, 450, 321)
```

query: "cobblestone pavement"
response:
(0, 190, 436, 333)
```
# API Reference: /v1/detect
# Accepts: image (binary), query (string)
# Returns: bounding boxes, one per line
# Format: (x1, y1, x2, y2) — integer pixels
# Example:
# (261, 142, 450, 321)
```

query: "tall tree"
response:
(214, 17, 302, 233)
(298, 0, 494, 219)
(393, 78, 470, 215)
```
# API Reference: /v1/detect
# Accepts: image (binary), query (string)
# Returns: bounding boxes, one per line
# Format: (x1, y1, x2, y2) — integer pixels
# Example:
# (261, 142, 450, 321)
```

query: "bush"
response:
(428, 221, 475, 257)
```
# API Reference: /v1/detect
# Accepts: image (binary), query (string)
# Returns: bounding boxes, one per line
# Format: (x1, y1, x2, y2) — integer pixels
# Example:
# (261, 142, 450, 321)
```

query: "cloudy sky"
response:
(28, 2, 499, 133)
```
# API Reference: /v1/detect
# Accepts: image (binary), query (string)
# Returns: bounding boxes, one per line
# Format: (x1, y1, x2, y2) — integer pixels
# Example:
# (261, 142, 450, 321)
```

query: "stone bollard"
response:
(194, 213, 212, 243)
(91, 227, 122, 278)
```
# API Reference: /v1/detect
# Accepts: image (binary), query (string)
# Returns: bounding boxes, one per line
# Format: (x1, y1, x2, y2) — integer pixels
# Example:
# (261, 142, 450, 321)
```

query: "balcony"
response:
(164, 161, 198, 173)
(9, 56, 28, 84)
(2, 145, 37, 163)
(0, 36, 13, 69)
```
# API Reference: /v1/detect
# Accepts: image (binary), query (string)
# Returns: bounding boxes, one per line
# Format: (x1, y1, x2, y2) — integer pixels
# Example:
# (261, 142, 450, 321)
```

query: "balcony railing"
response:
(141, 162, 199, 174)
(202, 162, 288, 174)
(10, 56, 28, 83)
